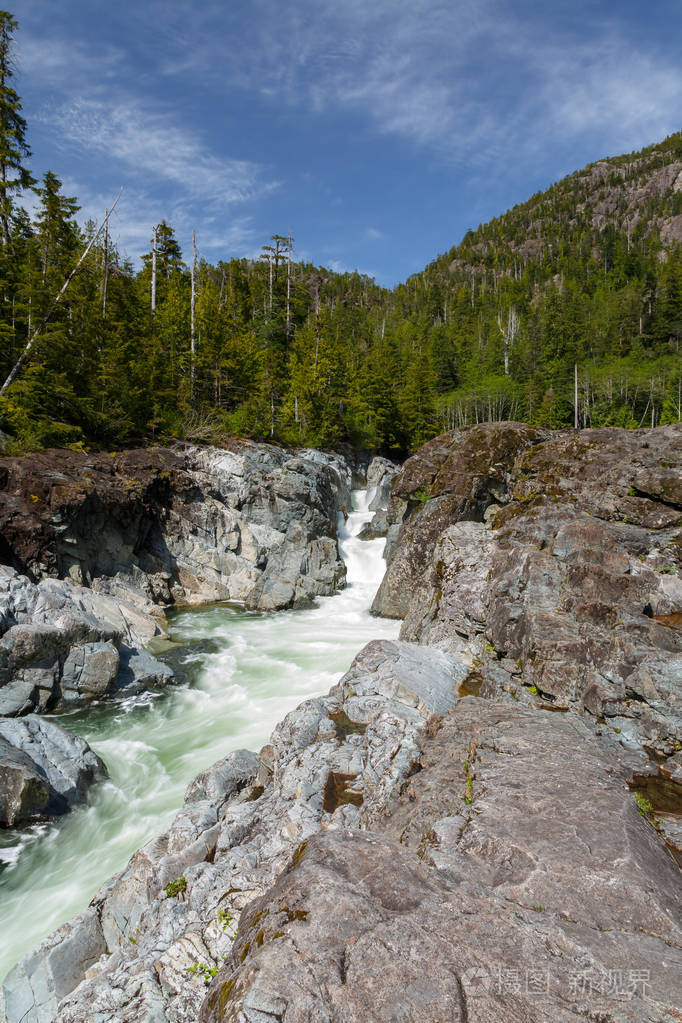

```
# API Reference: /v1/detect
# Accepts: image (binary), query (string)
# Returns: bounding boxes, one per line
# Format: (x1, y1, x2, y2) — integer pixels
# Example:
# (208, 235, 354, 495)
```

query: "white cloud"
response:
(44, 98, 278, 205)
(151, 0, 682, 169)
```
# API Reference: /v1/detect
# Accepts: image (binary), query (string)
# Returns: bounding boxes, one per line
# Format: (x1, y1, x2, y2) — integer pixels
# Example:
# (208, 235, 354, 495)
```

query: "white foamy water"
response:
(0, 490, 399, 982)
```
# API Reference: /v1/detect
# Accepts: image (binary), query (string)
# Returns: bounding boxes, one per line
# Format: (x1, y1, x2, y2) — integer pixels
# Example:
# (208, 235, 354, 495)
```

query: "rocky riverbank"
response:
(2, 424, 681, 1022)
(0, 441, 359, 828)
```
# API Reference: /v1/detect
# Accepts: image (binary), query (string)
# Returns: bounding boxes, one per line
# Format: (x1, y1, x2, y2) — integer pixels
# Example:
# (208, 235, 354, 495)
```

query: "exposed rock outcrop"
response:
(372, 422, 547, 617)
(0, 715, 106, 826)
(202, 686, 681, 1023)
(390, 423, 682, 758)
(0, 442, 350, 612)
(2, 639, 465, 1022)
(358, 455, 399, 540)
(3, 423, 681, 1023)
(0, 441, 352, 718)
(0, 566, 172, 716)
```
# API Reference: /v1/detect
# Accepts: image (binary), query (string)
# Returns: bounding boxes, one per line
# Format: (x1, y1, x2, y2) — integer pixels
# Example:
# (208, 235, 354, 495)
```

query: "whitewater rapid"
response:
(0, 490, 399, 982)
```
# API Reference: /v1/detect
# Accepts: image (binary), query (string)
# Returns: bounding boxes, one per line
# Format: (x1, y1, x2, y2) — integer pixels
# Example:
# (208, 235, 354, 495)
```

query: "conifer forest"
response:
(0, 12, 681, 458)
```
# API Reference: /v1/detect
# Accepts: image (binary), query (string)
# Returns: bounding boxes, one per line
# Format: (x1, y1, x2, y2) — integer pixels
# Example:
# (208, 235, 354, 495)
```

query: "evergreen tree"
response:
(0, 11, 33, 247)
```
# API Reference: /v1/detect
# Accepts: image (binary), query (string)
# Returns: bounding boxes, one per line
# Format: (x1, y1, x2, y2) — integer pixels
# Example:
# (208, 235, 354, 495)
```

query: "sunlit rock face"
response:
(3, 423, 682, 1023)
(0, 441, 354, 716)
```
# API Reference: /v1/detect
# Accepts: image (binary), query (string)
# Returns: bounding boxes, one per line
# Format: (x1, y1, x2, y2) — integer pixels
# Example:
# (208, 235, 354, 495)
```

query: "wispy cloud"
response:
(17, 34, 126, 87)
(58, 178, 262, 265)
(44, 98, 278, 205)
(153, 0, 682, 169)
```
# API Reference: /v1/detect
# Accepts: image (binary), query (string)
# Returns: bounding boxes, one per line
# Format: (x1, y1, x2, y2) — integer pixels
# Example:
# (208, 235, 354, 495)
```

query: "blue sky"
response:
(13, 0, 682, 286)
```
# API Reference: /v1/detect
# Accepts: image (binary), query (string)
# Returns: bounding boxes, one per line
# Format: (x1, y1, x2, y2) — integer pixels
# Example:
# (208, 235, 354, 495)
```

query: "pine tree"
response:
(0, 12, 33, 247)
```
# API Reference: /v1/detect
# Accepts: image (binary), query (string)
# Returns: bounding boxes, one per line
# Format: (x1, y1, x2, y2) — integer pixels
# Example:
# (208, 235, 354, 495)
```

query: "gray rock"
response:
(0, 716, 106, 826)
(3, 908, 106, 1023)
(366, 455, 399, 511)
(115, 646, 175, 695)
(184, 749, 260, 807)
(0, 736, 49, 825)
(358, 457, 399, 539)
(202, 700, 682, 1023)
(61, 642, 119, 704)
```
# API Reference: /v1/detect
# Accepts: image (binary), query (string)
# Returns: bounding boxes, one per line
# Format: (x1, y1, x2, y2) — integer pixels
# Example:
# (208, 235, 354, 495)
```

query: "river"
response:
(0, 490, 399, 983)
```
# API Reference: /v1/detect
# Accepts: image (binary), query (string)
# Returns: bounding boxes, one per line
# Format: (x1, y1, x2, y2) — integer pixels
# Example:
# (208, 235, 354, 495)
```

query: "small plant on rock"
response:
(189, 961, 220, 984)
(217, 908, 237, 936)
(166, 876, 187, 900)
(633, 792, 661, 830)
(463, 760, 474, 805)
(634, 793, 654, 817)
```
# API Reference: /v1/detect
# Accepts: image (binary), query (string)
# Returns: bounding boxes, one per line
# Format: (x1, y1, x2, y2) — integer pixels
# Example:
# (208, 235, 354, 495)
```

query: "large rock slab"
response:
(202, 700, 682, 1023)
(372, 422, 547, 617)
(0, 568, 174, 716)
(0, 715, 106, 826)
(0, 441, 351, 614)
(3, 909, 107, 1023)
(381, 424, 682, 755)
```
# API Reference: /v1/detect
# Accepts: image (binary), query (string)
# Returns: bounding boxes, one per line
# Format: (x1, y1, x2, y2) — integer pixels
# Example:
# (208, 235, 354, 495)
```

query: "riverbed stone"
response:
(0, 736, 50, 825)
(0, 716, 106, 826)
(60, 642, 119, 703)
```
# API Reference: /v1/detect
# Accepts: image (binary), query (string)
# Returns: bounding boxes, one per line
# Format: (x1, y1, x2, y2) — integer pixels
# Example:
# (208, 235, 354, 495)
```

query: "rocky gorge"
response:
(0, 441, 360, 828)
(1, 423, 681, 1023)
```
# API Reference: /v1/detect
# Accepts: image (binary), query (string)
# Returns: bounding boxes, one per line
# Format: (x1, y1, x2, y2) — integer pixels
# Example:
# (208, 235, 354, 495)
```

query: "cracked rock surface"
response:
(2, 423, 681, 1023)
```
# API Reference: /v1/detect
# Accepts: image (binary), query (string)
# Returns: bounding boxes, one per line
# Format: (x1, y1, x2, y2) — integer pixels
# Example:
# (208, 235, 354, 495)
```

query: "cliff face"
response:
(375, 422, 682, 759)
(2, 426, 682, 1023)
(0, 442, 352, 719)
(0, 441, 351, 610)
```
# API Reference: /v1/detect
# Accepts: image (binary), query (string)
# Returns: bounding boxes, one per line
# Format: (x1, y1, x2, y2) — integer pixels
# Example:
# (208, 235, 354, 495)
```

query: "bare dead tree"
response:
(286, 232, 293, 338)
(190, 229, 197, 387)
(102, 211, 109, 319)
(574, 363, 579, 429)
(497, 306, 519, 377)
(151, 224, 158, 315)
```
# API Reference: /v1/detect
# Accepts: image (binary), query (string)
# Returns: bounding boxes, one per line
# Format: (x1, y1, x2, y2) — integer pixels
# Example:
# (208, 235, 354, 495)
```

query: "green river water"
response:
(0, 490, 399, 983)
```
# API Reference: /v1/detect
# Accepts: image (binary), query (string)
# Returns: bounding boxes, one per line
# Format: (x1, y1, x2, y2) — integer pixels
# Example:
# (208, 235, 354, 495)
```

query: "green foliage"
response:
(0, 26, 680, 459)
(217, 908, 236, 934)
(188, 961, 220, 984)
(463, 760, 474, 805)
(165, 876, 187, 899)
(634, 793, 654, 818)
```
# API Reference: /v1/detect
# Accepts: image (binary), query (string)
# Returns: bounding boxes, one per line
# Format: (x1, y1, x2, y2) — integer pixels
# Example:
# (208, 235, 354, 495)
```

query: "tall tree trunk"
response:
(574, 363, 579, 429)
(190, 229, 197, 388)
(102, 213, 109, 319)
(286, 237, 291, 338)
(151, 225, 157, 316)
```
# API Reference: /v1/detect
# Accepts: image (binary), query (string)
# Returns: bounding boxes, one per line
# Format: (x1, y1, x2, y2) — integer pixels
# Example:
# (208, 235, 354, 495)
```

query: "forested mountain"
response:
(408, 134, 682, 437)
(0, 12, 680, 456)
